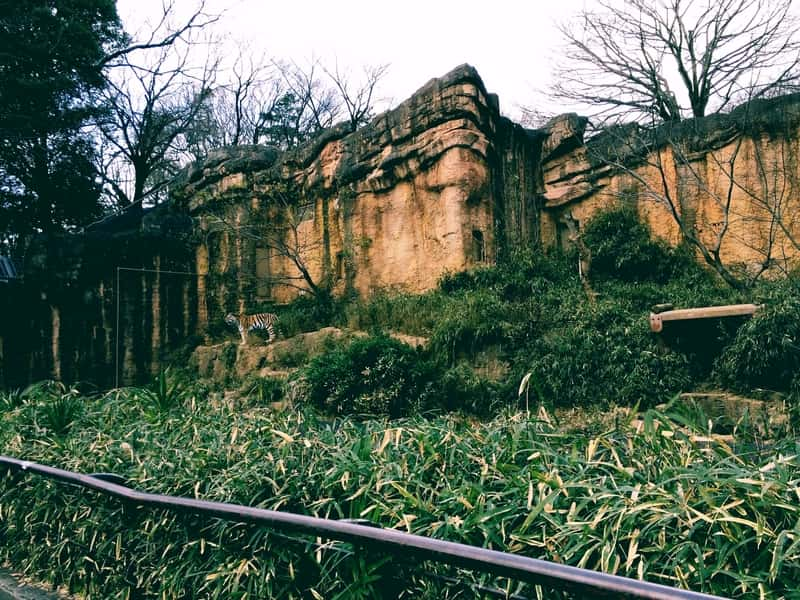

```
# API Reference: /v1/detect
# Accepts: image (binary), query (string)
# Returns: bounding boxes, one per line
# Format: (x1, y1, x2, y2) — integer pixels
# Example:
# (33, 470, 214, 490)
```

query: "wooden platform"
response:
(649, 303, 761, 333)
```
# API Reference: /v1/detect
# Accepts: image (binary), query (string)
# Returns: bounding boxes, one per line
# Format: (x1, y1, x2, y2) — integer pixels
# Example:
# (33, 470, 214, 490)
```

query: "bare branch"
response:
(553, 0, 800, 123)
(100, 0, 223, 68)
(96, 16, 219, 213)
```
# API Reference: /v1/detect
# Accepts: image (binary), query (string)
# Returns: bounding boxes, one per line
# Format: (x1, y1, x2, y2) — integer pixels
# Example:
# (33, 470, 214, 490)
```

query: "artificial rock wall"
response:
(178, 65, 800, 330)
(172, 65, 542, 325)
(7, 65, 800, 388)
(1, 214, 197, 389)
(539, 98, 800, 275)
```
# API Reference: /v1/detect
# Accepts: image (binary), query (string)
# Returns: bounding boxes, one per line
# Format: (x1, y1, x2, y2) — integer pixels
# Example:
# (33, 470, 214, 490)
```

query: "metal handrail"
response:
(0, 455, 728, 599)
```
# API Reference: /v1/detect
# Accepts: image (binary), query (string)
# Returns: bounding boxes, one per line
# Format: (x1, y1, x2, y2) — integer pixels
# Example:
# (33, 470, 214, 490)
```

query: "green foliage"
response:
(299, 335, 439, 418)
(1, 393, 799, 598)
(25, 381, 83, 436)
(714, 283, 800, 393)
(0, 0, 124, 246)
(520, 303, 692, 408)
(326, 244, 741, 413)
(276, 291, 343, 338)
(581, 207, 691, 282)
(346, 291, 448, 337)
(788, 374, 800, 433)
(439, 248, 577, 299)
(141, 368, 188, 412)
(240, 375, 284, 404)
(428, 290, 520, 362)
(0, 388, 25, 412)
(439, 363, 505, 417)
(425, 250, 580, 365)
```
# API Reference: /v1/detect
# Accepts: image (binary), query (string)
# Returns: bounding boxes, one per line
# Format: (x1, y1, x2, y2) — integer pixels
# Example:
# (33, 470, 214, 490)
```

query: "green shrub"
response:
(299, 335, 440, 418)
(788, 374, 800, 433)
(521, 303, 692, 408)
(41, 394, 82, 436)
(26, 381, 83, 436)
(346, 291, 445, 336)
(276, 291, 342, 338)
(439, 363, 506, 417)
(2, 393, 800, 598)
(439, 248, 576, 300)
(582, 207, 689, 282)
(240, 375, 284, 404)
(0, 388, 25, 411)
(140, 368, 189, 412)
(714, 290, 800, 393)
(428, 290, 520, 363)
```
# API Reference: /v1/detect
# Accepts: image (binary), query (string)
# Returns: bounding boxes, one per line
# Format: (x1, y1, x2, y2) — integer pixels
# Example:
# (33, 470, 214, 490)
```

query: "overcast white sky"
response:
(117, 0, 589, 120)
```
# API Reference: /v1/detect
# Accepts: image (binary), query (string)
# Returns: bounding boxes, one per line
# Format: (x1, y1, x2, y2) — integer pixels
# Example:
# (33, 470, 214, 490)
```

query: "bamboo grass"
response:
(1, 388, 798, 598)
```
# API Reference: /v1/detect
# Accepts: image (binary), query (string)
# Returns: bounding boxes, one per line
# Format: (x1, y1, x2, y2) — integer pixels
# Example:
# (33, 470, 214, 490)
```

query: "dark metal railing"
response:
(0, 455, 728, 599)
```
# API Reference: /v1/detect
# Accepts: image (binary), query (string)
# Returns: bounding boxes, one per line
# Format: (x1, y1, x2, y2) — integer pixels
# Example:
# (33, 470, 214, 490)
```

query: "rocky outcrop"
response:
(10, 63, 800, 389)
(190, 327, 428, 380)
(539, 95, 800, 273)
(173, 65, 541, 324)
(191, 327, 361, 379)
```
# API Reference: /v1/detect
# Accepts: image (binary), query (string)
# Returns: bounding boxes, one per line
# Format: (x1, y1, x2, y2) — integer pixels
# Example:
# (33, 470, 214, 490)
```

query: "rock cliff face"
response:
(173, 65, 541, 323)
(8, 65, 800, 388)
(538, 97, 800, 276)
(174, 65, 800, 330)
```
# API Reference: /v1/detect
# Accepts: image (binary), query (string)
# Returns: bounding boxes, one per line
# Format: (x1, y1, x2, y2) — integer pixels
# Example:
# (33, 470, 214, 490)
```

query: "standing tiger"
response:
(225, 312, 278, 345)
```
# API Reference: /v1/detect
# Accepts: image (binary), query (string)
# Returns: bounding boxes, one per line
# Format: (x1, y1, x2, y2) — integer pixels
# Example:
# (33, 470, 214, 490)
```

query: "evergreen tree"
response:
(0, 0, 124, 249)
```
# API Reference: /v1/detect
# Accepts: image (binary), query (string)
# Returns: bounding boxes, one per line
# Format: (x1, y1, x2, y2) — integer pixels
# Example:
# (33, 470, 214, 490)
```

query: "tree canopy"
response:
(0, 0, 125, 248)
(0, 1, 388, 252)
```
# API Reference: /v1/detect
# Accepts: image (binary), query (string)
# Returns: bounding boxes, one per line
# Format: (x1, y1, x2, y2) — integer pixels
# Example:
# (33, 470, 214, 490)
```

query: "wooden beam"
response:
(650, 303, 761, 333)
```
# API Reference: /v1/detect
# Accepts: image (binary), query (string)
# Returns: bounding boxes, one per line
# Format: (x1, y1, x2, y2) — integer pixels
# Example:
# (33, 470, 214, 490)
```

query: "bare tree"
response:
(100, 0, 222, 69)
(206, 181, 328, 298)
(186, 57, 390, 156)
(182, 51, 288, 161)
(553, 0, 800, 123)
(97, 46, 216, 212)
(322, 62, 389, 131)
(274, 58, 342, 145)
(260, 188, 326, 297)
(96, 3, 219, 215)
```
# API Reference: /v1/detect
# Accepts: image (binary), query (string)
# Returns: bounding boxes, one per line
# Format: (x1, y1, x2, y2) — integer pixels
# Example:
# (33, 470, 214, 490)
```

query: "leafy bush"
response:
(789, 374, 800, 433)
(39, 391, 82, 436)
(439, 363, 506, 417)
(299, 335, 440, 418)
(581, 207, 690, 282)
(428, 290, 526, 363)
(275, 291, 342, 337)
(714, 288, 800, 393)
(346, 291, 445, 336)
(2, 393, 800, 598)
(520, 303, 692, 408)
(23, 381, 83, 436)
(141, 368, 189, 412)
(240, 375, 284, 404)
(439, 248, 577, 300)
(0, 388, 25, 411)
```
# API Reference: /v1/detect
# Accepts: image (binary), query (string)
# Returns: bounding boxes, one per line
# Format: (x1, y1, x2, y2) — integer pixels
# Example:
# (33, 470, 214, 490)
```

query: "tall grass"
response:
(1, 387, 798, 598)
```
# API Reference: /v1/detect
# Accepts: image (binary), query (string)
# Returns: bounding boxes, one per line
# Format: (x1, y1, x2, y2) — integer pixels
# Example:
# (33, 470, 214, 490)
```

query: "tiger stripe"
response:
(225, 313, 278, 345)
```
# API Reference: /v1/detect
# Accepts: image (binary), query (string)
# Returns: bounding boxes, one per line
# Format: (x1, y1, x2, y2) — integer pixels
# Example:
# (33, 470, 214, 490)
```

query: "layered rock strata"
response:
(539, 98, 800, 275)
(173, 65, 541, 322)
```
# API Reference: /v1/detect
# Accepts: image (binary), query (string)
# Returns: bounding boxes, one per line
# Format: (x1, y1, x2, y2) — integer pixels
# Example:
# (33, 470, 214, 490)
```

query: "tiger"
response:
(225, 312, 278, 346)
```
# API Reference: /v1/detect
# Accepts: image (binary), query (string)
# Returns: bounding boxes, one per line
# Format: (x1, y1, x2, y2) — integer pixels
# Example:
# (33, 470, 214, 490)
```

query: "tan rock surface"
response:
(539, 97, 800, 274)
(173, 65, 532, 315)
